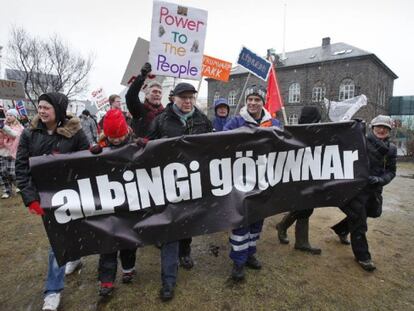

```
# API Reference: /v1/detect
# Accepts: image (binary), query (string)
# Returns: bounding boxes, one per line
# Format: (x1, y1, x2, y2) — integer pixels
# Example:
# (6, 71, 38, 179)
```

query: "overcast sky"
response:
(0, 0, 413, 99)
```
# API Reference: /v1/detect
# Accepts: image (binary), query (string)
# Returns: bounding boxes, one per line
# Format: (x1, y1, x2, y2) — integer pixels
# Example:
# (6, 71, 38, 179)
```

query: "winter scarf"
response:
(143, 102, 164, 127)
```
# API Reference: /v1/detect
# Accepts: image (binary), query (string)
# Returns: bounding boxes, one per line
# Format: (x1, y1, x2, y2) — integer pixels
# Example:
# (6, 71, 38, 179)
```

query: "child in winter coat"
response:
(0, 109, 24, 198)
(90, 109, 138, 297)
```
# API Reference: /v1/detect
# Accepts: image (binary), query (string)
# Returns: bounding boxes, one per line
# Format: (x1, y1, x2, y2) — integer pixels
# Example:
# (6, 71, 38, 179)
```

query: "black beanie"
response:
(299, 106, 321, 124)
(38, 92, 68, 126)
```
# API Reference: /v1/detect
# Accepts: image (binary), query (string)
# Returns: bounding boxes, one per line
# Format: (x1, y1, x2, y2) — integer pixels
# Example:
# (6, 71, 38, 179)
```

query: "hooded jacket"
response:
(212, 100, 230, 132)
(15, 93, 90, 206)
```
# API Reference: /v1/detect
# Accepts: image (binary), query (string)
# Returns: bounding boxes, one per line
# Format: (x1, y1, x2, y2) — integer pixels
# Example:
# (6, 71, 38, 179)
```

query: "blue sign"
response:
(237, 47, 272, 81)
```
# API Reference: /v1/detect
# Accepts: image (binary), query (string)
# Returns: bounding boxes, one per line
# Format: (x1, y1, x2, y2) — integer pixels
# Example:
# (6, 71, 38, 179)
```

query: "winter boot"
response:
(99, 282, 114, 297)
(357, 259, 376, 272)
(246, 255, 262, 270)
(294, 218, 321, 255)
(276, 212, 297, 244)
(231, 263, 245, 281)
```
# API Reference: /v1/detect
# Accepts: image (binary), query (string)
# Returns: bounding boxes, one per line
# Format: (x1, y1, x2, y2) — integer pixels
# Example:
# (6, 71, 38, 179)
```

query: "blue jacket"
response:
(223, 106, 281, 130)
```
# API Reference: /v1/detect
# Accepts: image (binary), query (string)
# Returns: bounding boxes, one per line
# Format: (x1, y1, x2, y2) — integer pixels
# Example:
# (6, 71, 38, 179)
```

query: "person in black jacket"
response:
(275, 106, 322, 255)
(147, 82, 212, 301)
(331, 115, 397, 272)
(126, 63, 164, 137)
(15, 92, 89, 311)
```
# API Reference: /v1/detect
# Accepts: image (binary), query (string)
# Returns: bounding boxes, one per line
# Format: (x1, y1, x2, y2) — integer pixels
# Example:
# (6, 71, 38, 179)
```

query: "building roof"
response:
(229, 41, 397, 79)
(390, 96, 414, 115)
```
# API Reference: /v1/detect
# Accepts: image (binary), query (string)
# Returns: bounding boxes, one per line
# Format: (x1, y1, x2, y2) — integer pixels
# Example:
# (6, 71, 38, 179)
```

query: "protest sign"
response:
(121, 37, 150, 86)
(90, 87, 109, 110)
(201, 55, 232, 82)
(0, 79, 25, 100)
(237, 47, 272, 81)
(149, 1, 208, 80)
(30, 121, 369, 265)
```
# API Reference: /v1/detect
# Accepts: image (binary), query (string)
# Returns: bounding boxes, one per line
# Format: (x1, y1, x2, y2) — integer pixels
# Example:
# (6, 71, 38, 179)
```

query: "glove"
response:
(89, 144, 103, 155)
(28, 201, 45, 216)
(140, 62, 152, 77)
(136, 137, 149, 148)
(368, 176, 382, 185)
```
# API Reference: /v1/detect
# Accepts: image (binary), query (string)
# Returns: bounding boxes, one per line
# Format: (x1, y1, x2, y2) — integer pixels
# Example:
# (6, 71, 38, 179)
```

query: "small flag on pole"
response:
(15, 100, 28, 116)
(265, 65, 284, 117)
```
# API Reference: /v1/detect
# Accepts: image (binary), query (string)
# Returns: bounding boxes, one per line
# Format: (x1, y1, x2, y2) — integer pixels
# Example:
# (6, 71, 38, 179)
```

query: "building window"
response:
(377, 86, 386, 107)
(288, 83, 300, 103)
(214, 92, 220, 102)
(339, 79, 355, 101)
(288, 114, 298, 125)
(228, 90, 236, 106)
(312, 84, 326, 102)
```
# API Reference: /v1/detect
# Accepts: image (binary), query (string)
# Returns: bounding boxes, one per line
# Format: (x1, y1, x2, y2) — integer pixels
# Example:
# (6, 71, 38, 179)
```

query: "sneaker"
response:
(231, 263, 245, 281)
(1, 193, 10, 199)
(42, 293, 61, 311)
(246, 255, 262, 270)
(179, 255, 194, 270)
(338, 234, 351, 245)
(159, 283, 174, 302)
(65, 259, 82, 275)
(357, 259, 376, 272)
(99, 282, 114, 297)
(122, 270, 136, 283)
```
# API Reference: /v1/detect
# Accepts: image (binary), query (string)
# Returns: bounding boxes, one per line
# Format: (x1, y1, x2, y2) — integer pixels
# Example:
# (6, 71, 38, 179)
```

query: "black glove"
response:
(136, 137, 148, 148)
(368, 176, 382, 185)
(89, 144, 103, 155)
(140, 62, 152, 77)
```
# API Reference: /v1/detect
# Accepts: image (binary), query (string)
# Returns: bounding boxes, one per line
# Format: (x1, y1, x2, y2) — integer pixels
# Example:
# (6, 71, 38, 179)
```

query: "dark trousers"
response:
(161, 241, 179, 287)
(179, 238, 192, 257)
(98, 248, 137, 283)
(332, 188, 382, 261)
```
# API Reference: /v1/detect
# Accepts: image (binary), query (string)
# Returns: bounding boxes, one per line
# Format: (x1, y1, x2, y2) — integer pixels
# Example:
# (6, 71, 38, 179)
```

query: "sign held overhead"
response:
(0, 79, 26, 100)
(149, 1, 208, 80)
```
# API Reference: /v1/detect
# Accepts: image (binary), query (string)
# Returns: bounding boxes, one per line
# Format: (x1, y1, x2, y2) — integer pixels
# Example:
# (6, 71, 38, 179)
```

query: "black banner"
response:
(30, 121, 368, 265)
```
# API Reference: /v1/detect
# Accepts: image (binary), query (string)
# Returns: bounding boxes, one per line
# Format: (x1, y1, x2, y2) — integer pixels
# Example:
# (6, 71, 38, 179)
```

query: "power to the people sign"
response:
(149, 1, 208, 80)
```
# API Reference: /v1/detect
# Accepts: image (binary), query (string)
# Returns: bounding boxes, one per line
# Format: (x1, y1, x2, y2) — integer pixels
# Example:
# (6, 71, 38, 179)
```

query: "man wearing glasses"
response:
(148, 82, 212, 301)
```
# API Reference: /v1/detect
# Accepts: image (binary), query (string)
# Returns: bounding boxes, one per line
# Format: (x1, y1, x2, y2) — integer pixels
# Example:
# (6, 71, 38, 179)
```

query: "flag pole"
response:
(233, 72, 251, 116)
(194, 77, 203, 109)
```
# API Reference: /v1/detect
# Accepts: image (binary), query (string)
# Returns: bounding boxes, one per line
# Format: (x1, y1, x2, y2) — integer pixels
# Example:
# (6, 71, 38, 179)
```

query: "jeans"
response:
(161, 241, 179, 287)
(44, 249, 65, 295)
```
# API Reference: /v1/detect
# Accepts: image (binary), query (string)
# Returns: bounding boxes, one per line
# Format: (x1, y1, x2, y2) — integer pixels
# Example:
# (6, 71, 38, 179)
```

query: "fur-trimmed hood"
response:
(30, 114, 82, 138)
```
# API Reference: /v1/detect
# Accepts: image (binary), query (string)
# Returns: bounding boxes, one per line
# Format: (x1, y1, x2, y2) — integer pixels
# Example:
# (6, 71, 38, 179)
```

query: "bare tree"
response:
(6, 26, 94, 108)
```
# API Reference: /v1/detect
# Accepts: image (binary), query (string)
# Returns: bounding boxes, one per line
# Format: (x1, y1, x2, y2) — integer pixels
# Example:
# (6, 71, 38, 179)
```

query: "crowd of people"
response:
(1, 63, 397, 311)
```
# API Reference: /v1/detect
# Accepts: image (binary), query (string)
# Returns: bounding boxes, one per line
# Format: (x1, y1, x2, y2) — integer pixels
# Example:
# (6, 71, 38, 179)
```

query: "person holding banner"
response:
(275, 106, 322, 255)
(223, 85, 281, 281)
(331, 115, 396, 272)
(89, 109, 139, 297)
(0, 108, 24, 199)
(147, 82, 212, 301)
(212, 98, 230, 132)
(126, 63, 164, 138)
(15, 92, 89, 311)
